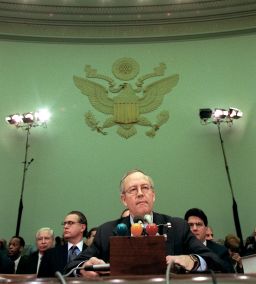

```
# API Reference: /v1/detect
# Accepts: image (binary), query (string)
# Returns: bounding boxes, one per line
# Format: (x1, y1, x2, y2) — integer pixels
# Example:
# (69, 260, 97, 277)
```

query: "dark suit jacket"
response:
(20, 251, 39, 274)
(64, 212, 228, 273)
(0, 251, 14, 273)
(38, 243, 87, 277)
(15, 255, 29, 274)
(206, 240, 235, 272)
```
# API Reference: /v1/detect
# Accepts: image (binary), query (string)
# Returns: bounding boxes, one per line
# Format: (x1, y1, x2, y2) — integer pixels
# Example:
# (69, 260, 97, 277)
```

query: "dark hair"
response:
(86, 227, 97, 239)
(68, 211, 88, 237)
(184, 208, 208, 226)
(11, 236, 25, 248)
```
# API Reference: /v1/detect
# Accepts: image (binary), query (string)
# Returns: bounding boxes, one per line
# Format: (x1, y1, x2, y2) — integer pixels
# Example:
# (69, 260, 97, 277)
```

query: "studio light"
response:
(199, 106, 244, 250)
(5, 109, 51, 128)
(5, 108, 50, 236)
(5, 114, 23, 125)
(22, 112, 34, 124)
(199, 107, 243, 125)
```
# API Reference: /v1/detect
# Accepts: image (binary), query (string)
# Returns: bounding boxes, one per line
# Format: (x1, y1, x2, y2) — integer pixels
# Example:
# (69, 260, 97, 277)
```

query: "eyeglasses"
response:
(123, 184, 152, 196)
(188, 222, 204, 228)
(61, 221, 81, 226)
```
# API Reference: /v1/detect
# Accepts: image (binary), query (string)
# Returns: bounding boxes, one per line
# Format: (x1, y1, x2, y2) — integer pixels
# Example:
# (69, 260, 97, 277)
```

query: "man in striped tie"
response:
(38, 211, 88, 277)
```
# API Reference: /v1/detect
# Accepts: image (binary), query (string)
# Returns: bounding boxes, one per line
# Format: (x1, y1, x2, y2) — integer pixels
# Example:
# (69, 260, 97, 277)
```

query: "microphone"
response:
(157, 222, 172, 236)
(144, 214, 152, 224)
(145, 223, 158, 236)
(143, 214, 158, 235)
(133, 216, 144, 224)
(83, 263, 110, 271)
(131, 216, 144, 236)
(116, 223, 128, 236)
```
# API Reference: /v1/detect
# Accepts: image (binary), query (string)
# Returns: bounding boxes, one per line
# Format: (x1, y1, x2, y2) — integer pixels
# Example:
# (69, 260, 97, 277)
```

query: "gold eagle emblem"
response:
(73, 58, 179, 138)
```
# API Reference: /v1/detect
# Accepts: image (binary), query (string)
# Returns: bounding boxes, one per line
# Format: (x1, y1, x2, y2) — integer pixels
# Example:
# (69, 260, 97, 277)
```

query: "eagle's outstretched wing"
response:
(138, 74, 179, 114)
(73, 75, 114, 114)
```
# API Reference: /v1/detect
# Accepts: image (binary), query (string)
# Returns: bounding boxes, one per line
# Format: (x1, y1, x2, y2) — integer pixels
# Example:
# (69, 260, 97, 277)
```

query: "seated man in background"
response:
(184, 208, 234, 273)
(22, 227, 55, 274)
(120, 208, 130, 218)
(64, 169, 229, 277)
(224, 234, 244, 273)
(38, 211, 88, 277)
(8, 236, 28, 274)
(205, 226, 214, 241)
(244, 227, 256, 255)
(0, 238, 7, 254)
(0, 250, 14, 273)
(85, 227, 97, 247)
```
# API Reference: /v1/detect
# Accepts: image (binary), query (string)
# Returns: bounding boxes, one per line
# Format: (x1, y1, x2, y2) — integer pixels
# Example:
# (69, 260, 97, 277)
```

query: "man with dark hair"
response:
(184, 207, 234, 273)
(64, 170, 229, 277)
(38, 211, 88, 277)
(8, 236, 27, 273)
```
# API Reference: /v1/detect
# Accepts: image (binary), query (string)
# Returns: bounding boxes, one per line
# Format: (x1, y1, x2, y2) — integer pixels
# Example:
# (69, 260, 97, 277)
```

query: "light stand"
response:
(216, 122, 244, 248)
(199, 108, 244, 248)
(5, 109, 50, 236)
(16, 125, 34, 236)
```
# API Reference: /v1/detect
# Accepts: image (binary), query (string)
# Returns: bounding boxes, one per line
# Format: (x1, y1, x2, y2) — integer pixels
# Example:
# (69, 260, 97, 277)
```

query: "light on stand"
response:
(5, 114, 23, 125)
(199, 107, 243, 125)
(199, 107, 244, 250)
(5, 109, 51, 128)
(34, 109, 51, 123)
(5, 109, 51, 236)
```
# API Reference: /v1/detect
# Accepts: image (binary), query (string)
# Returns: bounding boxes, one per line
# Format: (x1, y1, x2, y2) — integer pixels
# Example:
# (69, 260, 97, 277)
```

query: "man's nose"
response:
(137, 187, 144, 195)
(191, 224, 198, 229)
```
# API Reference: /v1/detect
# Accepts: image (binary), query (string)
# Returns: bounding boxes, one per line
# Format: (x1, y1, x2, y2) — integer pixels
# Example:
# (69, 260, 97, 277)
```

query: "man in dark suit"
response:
(64, 169, 229, 278)
(7, 236, 28, 274)
(22, 227, 54, 274)
(38, 211, 88, 277)
(184, 207, 234, 273)
(0, 250, 14, 273)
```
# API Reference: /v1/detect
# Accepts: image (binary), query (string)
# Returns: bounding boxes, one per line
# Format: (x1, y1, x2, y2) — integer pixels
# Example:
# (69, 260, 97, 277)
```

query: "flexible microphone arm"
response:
(217, 122, 244, 248)
(63, 263, 110, 277)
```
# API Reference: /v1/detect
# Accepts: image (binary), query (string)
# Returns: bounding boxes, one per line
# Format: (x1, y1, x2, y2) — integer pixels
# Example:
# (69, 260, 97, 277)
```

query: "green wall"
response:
(0, 34, 255, 246)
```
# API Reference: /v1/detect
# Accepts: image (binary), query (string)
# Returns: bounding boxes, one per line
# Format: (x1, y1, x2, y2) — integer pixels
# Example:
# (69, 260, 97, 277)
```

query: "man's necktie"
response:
(68, 246, 80, 263)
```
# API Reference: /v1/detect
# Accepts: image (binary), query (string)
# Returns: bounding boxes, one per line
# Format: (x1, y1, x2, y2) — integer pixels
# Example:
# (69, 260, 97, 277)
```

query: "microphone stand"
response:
(216, 122, 244, 248)
(15, 125, 34, 236)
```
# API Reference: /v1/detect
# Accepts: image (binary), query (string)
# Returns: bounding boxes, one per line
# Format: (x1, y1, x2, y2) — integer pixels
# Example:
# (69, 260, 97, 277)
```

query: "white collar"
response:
(68, 240, 83, 251)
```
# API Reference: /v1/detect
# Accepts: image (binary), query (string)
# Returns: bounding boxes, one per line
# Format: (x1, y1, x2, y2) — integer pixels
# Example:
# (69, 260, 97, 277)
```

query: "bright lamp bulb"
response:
(6, 114, 23, 125)
(213, 109, 228, 119)
(34, 109, 51, 123)
(22, 112, 34, 123)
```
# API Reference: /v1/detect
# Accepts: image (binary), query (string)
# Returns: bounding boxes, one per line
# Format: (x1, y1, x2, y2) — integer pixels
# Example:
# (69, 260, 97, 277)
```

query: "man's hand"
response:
(166, 255, 196, 271)
(231, 253, 243, 268)
(80, 257, 107, 278)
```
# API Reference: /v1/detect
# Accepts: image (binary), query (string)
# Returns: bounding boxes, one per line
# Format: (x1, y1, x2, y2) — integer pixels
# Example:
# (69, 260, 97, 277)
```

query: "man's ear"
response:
(81, 224, 86, 233)
(120, 194, 127, 207)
